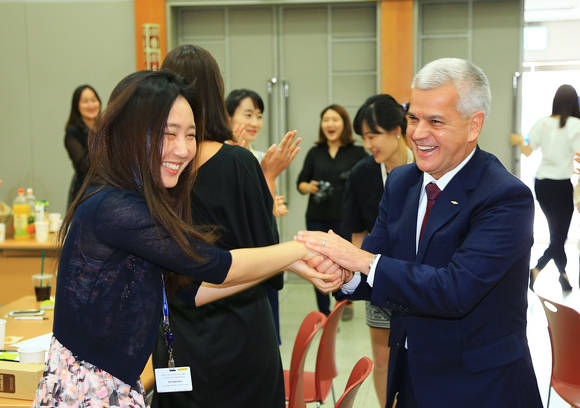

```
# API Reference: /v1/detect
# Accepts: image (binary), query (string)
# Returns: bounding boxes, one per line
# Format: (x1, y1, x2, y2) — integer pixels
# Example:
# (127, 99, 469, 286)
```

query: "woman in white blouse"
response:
(513, 84, 580, 291)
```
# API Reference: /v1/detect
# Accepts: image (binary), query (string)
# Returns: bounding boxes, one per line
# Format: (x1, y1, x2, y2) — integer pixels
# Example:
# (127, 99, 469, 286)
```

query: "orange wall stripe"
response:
(134, 0, 167, 70)
(381, 0, 414, 104)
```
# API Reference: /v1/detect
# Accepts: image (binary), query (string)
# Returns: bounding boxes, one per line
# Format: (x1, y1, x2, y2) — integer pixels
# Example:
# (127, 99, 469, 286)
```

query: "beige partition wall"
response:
(168, 1, 379, 241)
(0, 0, 136, 214)
(415, 0, 523, 170)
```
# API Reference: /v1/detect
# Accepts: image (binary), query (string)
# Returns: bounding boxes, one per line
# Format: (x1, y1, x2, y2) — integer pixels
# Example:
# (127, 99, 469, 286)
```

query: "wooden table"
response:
(0, 236, 59, 305)
(0, 296, 154, 406)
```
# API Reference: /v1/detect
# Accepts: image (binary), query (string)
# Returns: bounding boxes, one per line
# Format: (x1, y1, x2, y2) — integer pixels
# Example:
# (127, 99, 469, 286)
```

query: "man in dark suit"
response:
(297, 58, 542, 407)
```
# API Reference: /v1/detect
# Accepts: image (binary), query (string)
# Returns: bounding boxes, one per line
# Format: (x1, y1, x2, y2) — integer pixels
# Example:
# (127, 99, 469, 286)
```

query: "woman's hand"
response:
(287, 259, 344, 293)
(299, 180, 319, 195)
(305, 255, 354, 285)
(260, 130, 301, 179)
(226, 123, 249, 148)
(273, 196, 288, 217)
(295, 229, 375, 275)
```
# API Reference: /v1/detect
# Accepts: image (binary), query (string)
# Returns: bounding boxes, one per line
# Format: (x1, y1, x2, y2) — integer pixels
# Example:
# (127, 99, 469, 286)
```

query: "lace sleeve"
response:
(94, 189, 231, 284)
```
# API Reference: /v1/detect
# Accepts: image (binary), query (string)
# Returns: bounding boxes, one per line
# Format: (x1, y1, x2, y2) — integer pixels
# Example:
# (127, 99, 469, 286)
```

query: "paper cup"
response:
(35, 220, 49, 243)
(0, 319, 5, 349)
(0, 223, 5, 243)
(18, 346, 46, 364)
(48, 213, 62, 233)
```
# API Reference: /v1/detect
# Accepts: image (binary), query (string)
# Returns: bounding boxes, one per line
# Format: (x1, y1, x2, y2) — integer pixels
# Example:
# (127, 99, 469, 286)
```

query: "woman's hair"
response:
(65, 84, 101, 130)
(353, 94, 407, 137)
(317, 104, 354, 146)
(61, 70, 215, 293)
(552, 84, 580, 128)
(161, 44, 232, 143)
(225, 89, 265, 116)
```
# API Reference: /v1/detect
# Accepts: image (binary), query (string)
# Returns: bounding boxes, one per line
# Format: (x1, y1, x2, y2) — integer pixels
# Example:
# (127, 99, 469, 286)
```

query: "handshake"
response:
(287, 229, 376, 293)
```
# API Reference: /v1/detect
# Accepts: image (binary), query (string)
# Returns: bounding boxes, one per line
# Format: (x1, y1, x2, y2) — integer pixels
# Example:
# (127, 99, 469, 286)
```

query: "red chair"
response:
(285, 311, 326, 408)
(334, 357, 373, 408)
(537, 294, 580, 407)
(300, 300, 349, 407)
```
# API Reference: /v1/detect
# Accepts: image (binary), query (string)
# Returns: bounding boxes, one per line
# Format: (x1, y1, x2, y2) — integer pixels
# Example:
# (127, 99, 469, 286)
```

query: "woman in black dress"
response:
(341, 94, 413, 407)
(152, 45, 296, 408)
(297, 104, 367, 316)
(64, 84, 101, 207)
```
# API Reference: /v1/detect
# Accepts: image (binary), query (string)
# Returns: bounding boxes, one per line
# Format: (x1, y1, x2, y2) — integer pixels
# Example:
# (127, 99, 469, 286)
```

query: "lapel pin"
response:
(451, 200, 459, 205)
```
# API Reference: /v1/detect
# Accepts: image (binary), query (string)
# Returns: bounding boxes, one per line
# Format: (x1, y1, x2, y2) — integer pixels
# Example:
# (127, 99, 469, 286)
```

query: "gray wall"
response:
(0, 0, 136, 214)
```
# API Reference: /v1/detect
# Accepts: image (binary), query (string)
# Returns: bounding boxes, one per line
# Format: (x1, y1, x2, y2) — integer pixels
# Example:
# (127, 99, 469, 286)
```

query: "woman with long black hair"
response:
(514, 84, 580, 291)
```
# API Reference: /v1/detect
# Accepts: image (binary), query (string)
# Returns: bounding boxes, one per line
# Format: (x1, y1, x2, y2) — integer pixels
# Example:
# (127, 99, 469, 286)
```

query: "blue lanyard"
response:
(161, 277, 175, 368)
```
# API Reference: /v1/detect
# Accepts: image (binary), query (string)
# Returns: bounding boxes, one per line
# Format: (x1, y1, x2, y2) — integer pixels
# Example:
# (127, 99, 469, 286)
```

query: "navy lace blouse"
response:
(52, 187, 231, 386)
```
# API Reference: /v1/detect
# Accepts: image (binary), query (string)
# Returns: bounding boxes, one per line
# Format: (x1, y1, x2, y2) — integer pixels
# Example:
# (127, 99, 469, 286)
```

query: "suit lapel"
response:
(400, 171, 423, 260)
(416, 147, 487, 262)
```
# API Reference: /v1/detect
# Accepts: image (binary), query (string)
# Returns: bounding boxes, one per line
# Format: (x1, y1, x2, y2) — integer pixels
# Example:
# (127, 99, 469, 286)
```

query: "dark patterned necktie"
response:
(419, 182, 441, 241)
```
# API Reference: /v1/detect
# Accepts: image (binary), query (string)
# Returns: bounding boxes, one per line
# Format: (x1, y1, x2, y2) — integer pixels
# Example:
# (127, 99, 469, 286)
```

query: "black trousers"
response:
(534, 178, 574, 274)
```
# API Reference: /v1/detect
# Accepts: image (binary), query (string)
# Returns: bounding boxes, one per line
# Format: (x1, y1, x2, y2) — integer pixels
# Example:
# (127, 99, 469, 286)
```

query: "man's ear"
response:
(468, 111, 485, 142)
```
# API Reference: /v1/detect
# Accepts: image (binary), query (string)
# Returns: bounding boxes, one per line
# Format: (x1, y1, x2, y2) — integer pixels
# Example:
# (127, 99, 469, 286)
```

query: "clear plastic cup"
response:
(32, 274, 52, 302)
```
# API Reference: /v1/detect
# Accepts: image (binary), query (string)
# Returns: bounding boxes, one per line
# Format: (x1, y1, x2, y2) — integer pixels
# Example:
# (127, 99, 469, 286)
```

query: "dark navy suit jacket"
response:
(343, 147, 542, 407)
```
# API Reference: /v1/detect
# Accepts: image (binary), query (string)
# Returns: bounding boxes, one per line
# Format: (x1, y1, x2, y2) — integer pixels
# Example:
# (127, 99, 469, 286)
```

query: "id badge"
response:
(155, 366, 193, 393)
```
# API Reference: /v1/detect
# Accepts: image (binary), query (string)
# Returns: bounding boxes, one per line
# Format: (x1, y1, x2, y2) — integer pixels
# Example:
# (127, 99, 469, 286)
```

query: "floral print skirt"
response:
(32, 336, 147, 407)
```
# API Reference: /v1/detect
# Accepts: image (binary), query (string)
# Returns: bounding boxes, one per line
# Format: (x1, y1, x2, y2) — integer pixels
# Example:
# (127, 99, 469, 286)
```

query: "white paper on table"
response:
(12, 332, 52, 350)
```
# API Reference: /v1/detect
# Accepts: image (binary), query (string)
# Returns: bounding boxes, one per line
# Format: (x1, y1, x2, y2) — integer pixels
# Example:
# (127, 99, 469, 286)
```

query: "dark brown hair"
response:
(60, 71, 215, 293)
(162, 44, 232, 142)
(353, 94, 407, 136)
(552, 84, 580, 128)
(225, 89, 264, 116)
(316, 104, 354, 146)
(65, 84, 101, 130)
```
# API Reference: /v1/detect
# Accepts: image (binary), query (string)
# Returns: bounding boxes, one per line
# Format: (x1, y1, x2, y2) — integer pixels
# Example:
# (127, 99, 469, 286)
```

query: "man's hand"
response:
(296, 229, 375, 275)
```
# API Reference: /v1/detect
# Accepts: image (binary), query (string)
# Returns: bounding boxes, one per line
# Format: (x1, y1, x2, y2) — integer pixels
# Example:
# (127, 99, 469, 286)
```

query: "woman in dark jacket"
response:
(297, 104, 367, 315)
(64, 84, 101, 207)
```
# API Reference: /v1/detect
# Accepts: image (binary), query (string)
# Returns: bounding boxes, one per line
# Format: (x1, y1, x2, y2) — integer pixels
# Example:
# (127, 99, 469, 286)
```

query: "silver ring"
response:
(322, 240, 326, 247)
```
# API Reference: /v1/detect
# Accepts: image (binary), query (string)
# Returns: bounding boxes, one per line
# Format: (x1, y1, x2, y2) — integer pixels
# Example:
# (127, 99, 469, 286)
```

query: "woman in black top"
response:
(152, 45, 301, 407)
(64, 84, 101, 207)
(33, 70, 340, 408)
(341, 94, 413, 408)
(297, 104, 366, 315)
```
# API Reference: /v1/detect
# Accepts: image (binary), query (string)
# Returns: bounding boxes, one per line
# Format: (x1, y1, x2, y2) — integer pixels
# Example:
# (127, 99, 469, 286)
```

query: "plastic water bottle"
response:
(13, 188, 30, 240)
(26, 187, 36, 224)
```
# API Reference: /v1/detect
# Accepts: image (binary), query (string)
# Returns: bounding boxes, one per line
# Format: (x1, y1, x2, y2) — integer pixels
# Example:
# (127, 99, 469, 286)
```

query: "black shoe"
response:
(559, 273, 572, 292)
(341, 305, 354, 321)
